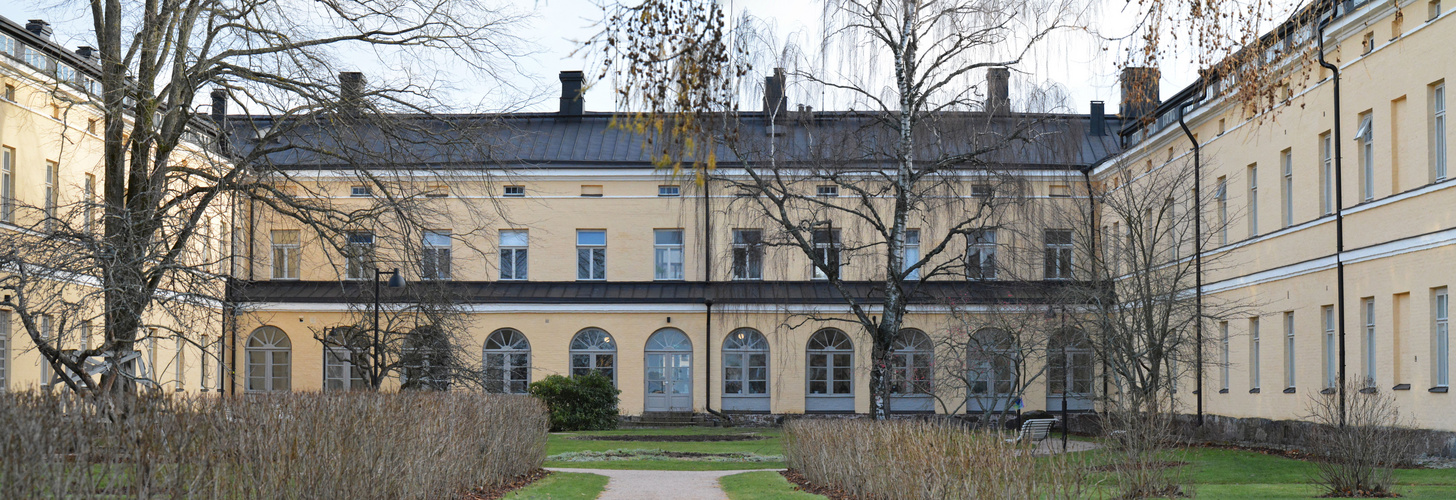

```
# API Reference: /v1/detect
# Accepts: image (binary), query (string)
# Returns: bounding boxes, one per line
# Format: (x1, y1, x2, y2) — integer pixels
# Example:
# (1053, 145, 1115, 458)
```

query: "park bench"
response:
(1005, 418, 1058, 445)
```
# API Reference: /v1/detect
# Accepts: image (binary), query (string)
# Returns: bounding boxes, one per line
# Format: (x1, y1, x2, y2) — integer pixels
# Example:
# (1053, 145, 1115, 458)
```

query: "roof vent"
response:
(25, 20, 52, 39)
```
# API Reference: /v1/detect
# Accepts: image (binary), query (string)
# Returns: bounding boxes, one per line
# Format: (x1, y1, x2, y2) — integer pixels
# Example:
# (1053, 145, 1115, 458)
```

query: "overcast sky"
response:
(3, 0, 1300, 115)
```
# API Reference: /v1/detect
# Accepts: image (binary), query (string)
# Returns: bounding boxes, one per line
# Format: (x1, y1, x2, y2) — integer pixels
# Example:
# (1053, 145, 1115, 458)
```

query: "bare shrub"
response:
(1099, 408, 1192, 499)
(0, 391, 548, 499)
(783, 419, 1090, 499)
(1305, 378, 1420, 497)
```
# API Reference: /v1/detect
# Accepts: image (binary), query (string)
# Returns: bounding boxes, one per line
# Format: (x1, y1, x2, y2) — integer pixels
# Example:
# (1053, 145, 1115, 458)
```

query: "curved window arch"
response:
(967, 328, 1018, 412)
(570, 328, 616, 383)
(1048, 328, 1094, 411)
(889, 329, 933, 397)
(723, 328, 770, 401)
(806, 329, 853, 403)
(483, 328, 531, 394)
(245, 326, 291, 392)
(402, 327, 452, 391)
(646, 328, 691, 350)
(323, 326, 369, 391)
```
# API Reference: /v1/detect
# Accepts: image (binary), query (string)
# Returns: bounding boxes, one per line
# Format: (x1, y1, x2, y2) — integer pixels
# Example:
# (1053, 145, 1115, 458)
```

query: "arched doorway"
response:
(644, 328, 692, 412)
(967, 328, 1018, 413)
(722, 328, 769, 412)
(1048, 329, 1094, 411)
(806, 328, 853, 412)
(889, 329, 934, 412)
(245, 326, 291, 392)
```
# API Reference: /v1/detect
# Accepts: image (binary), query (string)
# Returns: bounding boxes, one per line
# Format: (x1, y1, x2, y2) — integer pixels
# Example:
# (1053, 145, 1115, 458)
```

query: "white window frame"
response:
(499, 230, 528, 281)
(503, 185, 525, 197)
(1216, 178, 1228, 245)
(902, 229, 921, 280)
(1251, 317, 1261, 391)
(1248, 164, 1259, 236)
(345, 231, 374, 280)
(1, 147, 13, 223)
(1282, 151, 1294, 228)
(576, 230, 607, 281)
(1322, 133, 1335, 214)
(271, 230, 300, 280)
(1437, 289, 1449, 388)
(422, 230, 452, 280)
(816, 185, 838, 197)
(658, 185, 680, 197)
(0, 311, 8, 392)
(654, 229, 685, 280)
(44, 161, 58, 230)
(731, 229, 763, 280)
(1435, 83, 1447, 181)
(1044, 229, 1074, 280)
(1285, 312, 1296, 390)
(1364, 298, 1377, 386)
(350, 186, 372, 197)
(1221, 321, 1230, 391)
(1357, 114, 1375, 202)
(1323, 305, 1337, 389)
(968, 229, 997, 280)
(483, 328, 532, 394)
(810, 229, 841, 280)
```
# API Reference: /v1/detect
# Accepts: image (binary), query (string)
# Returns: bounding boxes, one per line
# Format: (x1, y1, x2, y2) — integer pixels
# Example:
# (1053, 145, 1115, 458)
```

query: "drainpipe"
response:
(1178, 85, 1207, 427)
(1080, 168, 1111, 406)
(1317, 0, 1347, 427)
(702, 174, 714, 418)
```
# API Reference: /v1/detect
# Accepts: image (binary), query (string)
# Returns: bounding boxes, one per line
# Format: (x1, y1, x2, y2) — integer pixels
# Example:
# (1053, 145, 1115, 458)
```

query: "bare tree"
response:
(0, 0, 526, 398)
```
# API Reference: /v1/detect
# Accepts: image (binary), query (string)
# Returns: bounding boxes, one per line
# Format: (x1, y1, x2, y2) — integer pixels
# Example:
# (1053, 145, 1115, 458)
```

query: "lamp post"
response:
(373, 267, 405, 388)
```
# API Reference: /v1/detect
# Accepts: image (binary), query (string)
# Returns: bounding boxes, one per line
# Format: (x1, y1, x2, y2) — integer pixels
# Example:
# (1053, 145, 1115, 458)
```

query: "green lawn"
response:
(720, 471, 827, 500)
(502, 472, 608, 500)
(544, 427, 786, 470)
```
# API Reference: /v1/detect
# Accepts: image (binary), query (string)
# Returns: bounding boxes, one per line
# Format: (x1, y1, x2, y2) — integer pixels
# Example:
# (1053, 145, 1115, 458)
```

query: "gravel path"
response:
(547, 467, 782, 500)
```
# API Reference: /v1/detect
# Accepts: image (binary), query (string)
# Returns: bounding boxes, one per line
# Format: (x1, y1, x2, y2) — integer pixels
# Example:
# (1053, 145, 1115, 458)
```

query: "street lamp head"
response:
(387, 268, 405, 288)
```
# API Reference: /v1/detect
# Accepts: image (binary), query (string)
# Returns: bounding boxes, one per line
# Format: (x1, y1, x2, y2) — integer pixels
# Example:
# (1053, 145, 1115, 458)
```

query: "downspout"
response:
(1317, 0, 1347, 427)
(1081, 167, 1111, 406)
(1178, 85, 1207, 427)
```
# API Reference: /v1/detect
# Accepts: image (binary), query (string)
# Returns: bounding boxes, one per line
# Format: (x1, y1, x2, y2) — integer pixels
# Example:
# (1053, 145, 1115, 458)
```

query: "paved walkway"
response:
(547, 467, 783, 500)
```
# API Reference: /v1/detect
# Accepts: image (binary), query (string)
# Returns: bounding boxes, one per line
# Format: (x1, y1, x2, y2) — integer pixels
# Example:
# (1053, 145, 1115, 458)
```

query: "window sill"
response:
(1431, 386, 1450, 393)
(1393, 383, 1412, 391)
(1249, 388, 1261, 394)
(1319, 388, 1335, 395)
(1359, 387, 1378, 394)
(1218, 388, 1229, 394)
(1283, 387, 1296, 394)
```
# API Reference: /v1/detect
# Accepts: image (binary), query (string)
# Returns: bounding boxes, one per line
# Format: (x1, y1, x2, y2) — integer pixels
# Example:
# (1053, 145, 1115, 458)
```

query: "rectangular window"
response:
(576, 230, 606, 280)
(816, 185, 838, 197)
(1434, 82, 1447, 181)
(1251, 317, 1262, 390)
(421, 230, 452, 280)
(1321, 132, 1335, 214)
(324, 345, 368, 391)
(44, 161, 58, 230)
(654, 229, 684, 280)
(174, 336, 185, 390)
(902, 229, 921, 280)
(345, 231, 375, 280)
(1285, 312, 1296, 390)
(83, 173, 95, 234)
(971, 184, 992, 198)
(2, 84, 13, 102)
(1281, 150, 1294, 227)
(580, 185, 603, 197)
(503, 185, 525, 197)
(732, 229, 763, 280)
(1044, 229, 1074, 280)
(1432, 0, 1443, 20)
(1248, 164, 1259, 236)
(811, 229, 841, 280)
(1216, 177, 1228, 245)
(1221, 321, 1230, 391)
(1364, 298, 1377, 386)
(967, 229, 997, 280)
(23, 46, 47, 69)
(1357, 113, 1375, 201)
(1323, 305, 1338, 389)
(1437, 288, 1449, 387)
(658, 185, 680, 197)
(270, 230, 301, 280)
(350, 186, 372, 197)
(499, 230, 528, 280)
(0, 311, 7, 392)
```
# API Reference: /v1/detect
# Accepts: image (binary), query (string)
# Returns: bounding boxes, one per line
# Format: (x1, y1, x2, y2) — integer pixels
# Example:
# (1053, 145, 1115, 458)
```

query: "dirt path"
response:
(546, 467, 782, 500)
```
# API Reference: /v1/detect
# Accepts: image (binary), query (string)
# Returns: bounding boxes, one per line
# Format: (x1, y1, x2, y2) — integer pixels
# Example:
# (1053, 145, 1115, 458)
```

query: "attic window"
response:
(350, 186, 372, 197)
(1362, 32, 1375, 54)
(581, 185, 603, 197)
(971, 184, 993, 198)
(658, 185, 681, 197)
(1432, 0, 1442, 21)
(503, 185, 525, 197)
(816, 185, 839, 197)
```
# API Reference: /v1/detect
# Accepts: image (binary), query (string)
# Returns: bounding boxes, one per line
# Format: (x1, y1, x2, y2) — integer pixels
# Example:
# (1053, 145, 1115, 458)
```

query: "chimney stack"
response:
(339, 72, 366, 111)
(1120, 67, 1161, 121)
(75, 46, 99, 63)
(987, 67, 1010, 114)
(763, 68, 788, 120)
(25, 20, 52, 39)
(558, 71, 585, 116)
(1089, 101, 1106, 136)
(211, 89, 230, 153)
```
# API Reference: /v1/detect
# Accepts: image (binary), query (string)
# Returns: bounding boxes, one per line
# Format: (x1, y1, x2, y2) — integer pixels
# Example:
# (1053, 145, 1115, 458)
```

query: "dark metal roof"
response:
(231, 280, 1094, 305)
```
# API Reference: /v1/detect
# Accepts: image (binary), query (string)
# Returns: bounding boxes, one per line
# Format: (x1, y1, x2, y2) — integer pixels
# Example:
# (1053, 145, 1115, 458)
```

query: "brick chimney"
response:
(339, 72, 366, 111)
(25, 20, 52, 39)
(75, 46, 99, 63)
(763, 68, 788, 120)
(559, 71, 585, 116)
(986, 67, 1010, 114)
(1120, 67, 1160, 121)
(1089, 101, 1106, 136)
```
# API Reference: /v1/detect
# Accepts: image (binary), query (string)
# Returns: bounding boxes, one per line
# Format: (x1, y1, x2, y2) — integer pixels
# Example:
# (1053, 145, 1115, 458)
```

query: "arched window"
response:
(1048, 328, 1094, 411)
(889, 329, 933, 397)
(570, 328, 616, 383)
(245, 326, 291, 392)
(402, 327, 452, 391)
(967, 328, 1018, 412)
(806, 329, 853, 412)
(323, 326, 369, 391)
(722, 328, 769, 399)
(484, 328, 531, 394)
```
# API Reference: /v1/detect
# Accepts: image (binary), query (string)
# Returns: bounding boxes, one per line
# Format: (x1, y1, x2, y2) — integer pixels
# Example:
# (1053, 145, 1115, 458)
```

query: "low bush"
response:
(0, 390, 549, 499)
(529, 373, 620, 431)
(783, 419, 1090, 499)
(1305, 378, 1420, 497)
(1099, 408, 1191, 499)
